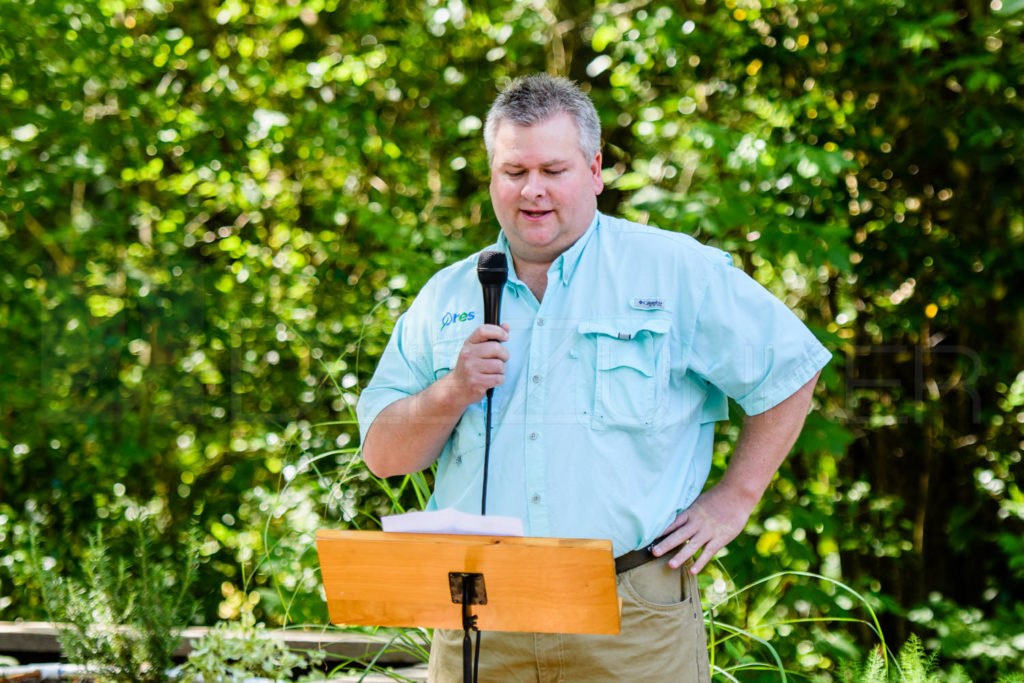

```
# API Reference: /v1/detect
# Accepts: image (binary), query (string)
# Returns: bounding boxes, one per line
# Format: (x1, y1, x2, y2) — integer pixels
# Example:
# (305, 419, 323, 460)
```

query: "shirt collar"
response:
(494, 211, 600, 289)
(554, 211, 599, 286)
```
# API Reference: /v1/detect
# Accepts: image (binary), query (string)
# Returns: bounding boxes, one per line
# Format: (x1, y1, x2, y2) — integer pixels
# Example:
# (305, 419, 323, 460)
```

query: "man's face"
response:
(489, 113, 603, 269)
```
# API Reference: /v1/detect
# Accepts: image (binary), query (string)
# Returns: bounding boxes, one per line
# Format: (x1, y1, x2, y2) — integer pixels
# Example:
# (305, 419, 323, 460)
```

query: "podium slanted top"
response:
(316, 530, 620, 635)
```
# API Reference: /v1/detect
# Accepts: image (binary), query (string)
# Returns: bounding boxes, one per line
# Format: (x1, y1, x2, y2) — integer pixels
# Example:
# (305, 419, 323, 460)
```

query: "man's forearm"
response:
(656, 370, 822, 572)
(361, 323, 510, 478)
(717, 370, 821, 504)
(361, 374, 471, 478)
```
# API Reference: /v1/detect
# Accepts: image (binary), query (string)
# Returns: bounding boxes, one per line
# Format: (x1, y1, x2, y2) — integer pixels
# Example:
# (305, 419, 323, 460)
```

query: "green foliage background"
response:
(2, 0, 1023, 678)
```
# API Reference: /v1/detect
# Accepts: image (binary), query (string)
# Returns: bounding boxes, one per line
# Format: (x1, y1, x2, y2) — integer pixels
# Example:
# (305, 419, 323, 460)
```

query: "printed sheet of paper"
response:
(382, 508, 524, 537)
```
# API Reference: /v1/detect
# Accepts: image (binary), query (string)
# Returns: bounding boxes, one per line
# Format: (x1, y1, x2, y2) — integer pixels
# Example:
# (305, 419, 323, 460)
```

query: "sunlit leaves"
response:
(0, 0, 536, 627)
(2, 2, 1023, 676)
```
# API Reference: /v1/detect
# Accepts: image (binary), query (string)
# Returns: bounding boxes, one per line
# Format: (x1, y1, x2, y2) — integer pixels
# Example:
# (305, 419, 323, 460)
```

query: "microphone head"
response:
(477, 250, 508, 286)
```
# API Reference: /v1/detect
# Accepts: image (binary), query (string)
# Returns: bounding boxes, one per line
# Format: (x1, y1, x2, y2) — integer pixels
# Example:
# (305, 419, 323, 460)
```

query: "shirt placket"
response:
(523, 299, 552, 536)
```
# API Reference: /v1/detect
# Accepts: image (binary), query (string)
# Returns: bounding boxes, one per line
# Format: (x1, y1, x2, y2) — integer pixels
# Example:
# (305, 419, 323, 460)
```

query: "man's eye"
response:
(507, 171, 525, 178)
(545, 169, 565, 176)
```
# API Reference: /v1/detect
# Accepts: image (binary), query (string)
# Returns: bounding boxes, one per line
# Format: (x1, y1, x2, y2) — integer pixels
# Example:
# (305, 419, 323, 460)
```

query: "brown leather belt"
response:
(614, 534, 670, 574)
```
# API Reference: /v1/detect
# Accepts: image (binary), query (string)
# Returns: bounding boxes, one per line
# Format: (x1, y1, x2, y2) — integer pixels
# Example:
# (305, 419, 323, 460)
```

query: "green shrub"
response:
(29, 517, 198, 682)
(179, 612, 325, 682)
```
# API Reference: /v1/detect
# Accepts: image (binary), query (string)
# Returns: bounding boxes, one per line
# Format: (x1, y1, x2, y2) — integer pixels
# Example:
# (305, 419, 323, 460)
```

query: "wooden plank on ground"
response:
(0, 622, 423, 665)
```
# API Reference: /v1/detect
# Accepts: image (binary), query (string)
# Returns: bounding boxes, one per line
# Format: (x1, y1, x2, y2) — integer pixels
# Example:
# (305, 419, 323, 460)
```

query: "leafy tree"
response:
(2, 0, 1023, 678)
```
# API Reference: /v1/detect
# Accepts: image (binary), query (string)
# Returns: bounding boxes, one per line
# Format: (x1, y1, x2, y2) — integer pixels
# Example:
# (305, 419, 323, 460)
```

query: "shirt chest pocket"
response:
(577, 317, 671, 430)
(431, 338, 463, 380)
(431, 337, 485, 457)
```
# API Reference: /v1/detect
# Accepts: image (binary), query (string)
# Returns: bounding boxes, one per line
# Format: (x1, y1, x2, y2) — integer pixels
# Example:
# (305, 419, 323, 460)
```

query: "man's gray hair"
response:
(484, 74, 602, 164)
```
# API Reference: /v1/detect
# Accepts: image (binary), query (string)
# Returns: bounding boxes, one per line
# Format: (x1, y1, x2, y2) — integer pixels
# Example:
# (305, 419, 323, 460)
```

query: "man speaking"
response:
(356, 74, 830, 682)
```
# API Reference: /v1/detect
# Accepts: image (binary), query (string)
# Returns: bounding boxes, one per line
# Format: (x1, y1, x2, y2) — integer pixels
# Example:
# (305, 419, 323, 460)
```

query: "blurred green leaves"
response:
(1, 0, 1023, 678)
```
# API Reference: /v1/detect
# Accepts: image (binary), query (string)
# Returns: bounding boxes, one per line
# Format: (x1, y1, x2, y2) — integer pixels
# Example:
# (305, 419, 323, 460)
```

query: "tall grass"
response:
(704, 568, 890, 681)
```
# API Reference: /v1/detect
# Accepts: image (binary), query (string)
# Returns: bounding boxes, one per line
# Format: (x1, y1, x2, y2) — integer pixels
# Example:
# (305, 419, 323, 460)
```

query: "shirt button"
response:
(536, 318, 545, 327)
(532, 374, 541, 383)
(529, 432, 538, 440)
(530, 494, 541, 504)
(455, 456, 462, 465)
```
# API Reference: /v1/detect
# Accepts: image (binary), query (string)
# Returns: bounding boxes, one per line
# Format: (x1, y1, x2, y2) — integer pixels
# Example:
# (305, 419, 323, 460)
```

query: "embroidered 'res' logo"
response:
(441, 310, 476, 330)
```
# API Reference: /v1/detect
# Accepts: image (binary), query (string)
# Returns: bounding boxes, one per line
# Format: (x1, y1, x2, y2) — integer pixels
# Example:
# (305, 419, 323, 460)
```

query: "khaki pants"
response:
(427, 555, 711, 682)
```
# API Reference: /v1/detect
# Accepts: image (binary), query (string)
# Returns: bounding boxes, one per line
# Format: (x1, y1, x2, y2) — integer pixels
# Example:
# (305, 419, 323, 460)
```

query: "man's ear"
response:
(591, 151, 604, 195)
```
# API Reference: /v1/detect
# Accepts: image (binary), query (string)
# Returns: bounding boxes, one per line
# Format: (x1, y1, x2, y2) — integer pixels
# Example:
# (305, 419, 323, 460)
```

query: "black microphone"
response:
(476, 250, 507, 518)
(477, 250, 508, 336)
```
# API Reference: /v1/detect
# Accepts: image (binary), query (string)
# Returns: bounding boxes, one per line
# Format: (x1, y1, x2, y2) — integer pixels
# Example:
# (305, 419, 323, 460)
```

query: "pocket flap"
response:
(579, 317, 670, 377)
(602, 337, 656, 376)
(577, 317, 671, 338)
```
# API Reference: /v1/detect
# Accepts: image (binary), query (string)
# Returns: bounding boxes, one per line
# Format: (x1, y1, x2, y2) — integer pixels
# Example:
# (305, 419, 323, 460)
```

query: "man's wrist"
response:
(429, 372, 478, 415)
(712, 477, 765, 512)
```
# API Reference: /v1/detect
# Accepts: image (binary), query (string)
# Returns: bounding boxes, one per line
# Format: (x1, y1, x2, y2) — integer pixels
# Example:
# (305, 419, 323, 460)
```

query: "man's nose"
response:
(521, 172, 546, 199)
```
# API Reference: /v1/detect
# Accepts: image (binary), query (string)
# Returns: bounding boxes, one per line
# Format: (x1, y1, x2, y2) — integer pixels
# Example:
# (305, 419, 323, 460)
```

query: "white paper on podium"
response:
(382, 508, 524, 537)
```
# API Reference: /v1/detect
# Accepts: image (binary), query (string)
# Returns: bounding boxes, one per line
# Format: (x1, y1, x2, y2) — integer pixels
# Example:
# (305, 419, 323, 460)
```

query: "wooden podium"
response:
(315, 530, 620, 636)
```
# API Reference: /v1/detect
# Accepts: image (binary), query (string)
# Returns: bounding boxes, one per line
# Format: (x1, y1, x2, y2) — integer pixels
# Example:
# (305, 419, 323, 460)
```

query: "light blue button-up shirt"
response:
(357, 212, 831, 556)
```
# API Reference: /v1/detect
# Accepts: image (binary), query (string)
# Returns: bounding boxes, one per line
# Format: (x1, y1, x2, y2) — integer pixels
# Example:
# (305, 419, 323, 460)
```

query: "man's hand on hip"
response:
(651, 371, 821, 575)
(653, 484, 757, 575)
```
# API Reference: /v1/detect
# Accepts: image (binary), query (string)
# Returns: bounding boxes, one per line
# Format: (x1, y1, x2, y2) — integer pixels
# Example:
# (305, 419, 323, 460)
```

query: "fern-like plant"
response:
(836, 635, 1024, 683)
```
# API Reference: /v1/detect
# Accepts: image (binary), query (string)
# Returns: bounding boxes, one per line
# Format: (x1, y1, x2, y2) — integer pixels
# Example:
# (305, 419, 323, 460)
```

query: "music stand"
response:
(316, 530, 620, 679)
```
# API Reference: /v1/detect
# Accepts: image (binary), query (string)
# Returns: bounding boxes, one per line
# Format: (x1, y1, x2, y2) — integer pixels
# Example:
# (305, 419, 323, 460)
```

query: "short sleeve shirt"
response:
(357, 212, 831, 555)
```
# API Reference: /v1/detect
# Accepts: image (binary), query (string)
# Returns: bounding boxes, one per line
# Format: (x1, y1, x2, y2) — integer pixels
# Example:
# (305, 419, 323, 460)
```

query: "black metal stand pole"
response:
(461, 578, 476, 683)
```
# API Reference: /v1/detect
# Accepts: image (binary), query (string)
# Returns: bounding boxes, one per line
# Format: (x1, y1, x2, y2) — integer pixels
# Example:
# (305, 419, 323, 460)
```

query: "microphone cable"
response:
(481, 386, 494, 516)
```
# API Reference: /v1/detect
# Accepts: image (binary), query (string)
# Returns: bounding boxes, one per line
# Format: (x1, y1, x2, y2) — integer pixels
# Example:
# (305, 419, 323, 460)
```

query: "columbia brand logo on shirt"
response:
(441, 310, 476, 330)
(631, 297, 665, 311)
